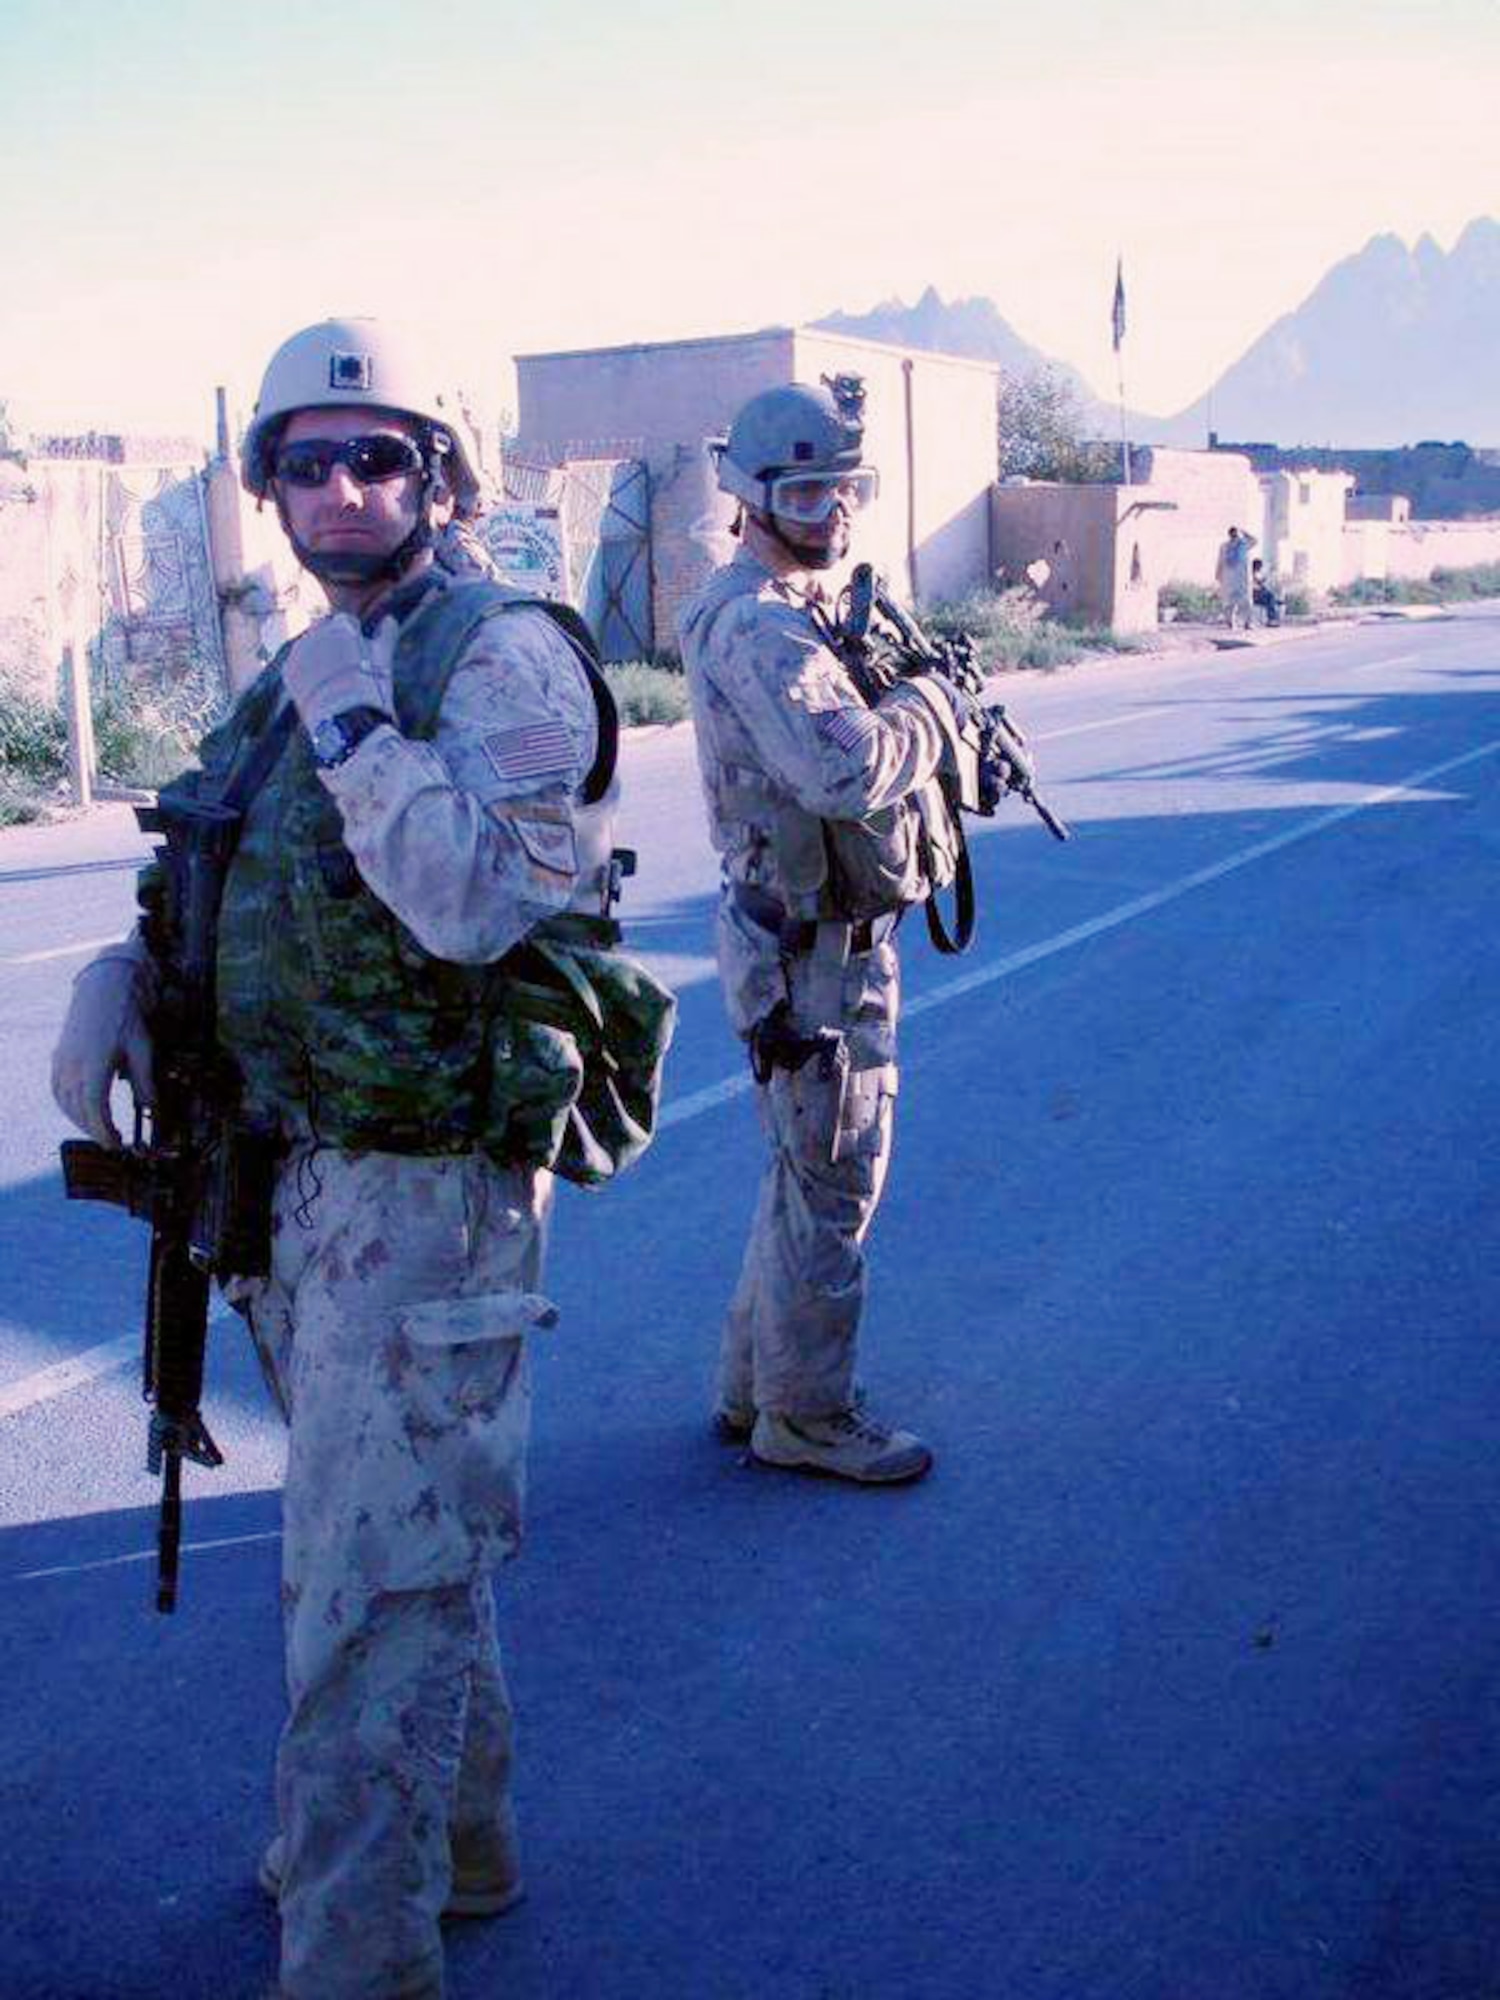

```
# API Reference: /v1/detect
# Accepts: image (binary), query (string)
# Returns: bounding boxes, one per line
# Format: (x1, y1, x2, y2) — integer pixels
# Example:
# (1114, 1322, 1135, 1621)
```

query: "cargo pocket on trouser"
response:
(777, 1055, 895, 1175)
(336, 1288, 557, 1594)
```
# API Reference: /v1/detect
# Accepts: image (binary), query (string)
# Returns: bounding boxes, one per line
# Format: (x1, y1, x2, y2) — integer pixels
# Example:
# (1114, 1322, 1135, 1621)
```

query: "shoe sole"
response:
(444, 1881, 526, 1921)
(749, 1442, 933, 1485)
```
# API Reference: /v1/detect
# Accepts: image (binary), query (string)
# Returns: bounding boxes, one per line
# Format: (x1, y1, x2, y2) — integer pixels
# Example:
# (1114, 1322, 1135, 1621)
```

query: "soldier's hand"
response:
(983, 705, 1036, 790)
(51, 951, 155, 1148)
(282, 613, 397, 731)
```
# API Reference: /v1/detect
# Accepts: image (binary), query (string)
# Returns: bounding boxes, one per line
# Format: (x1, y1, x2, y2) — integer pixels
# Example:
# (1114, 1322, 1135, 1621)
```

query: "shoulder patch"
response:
(483, 721, 575, 786)
(818, 707, 879, 755)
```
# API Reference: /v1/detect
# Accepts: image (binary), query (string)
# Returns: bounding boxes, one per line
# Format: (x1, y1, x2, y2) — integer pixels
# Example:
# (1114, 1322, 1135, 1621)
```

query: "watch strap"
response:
(313, 705, 392, 769)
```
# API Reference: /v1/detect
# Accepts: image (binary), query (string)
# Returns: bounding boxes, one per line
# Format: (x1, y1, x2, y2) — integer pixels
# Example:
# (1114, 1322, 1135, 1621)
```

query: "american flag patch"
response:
(818, 707, 878, 755)
(483, 722, 574, 784)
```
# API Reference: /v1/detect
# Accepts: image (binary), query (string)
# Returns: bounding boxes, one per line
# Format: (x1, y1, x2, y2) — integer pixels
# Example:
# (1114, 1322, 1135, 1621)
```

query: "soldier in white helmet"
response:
(678, 378, 974, 1485)
(51, 318, 668, 2000)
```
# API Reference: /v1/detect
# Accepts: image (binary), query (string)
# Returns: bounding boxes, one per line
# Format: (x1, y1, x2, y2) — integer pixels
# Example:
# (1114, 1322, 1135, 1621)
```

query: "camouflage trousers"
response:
(719, 932, 899, 1420)
(244, 1144, 554, 2000)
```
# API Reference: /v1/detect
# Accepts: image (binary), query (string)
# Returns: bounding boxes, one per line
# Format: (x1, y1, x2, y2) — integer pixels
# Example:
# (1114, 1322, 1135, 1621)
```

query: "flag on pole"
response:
(1111, 257, 1127, 352)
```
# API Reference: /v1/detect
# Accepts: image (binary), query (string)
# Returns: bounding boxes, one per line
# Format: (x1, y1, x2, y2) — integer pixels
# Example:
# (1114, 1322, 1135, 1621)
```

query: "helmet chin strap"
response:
(761, 511, 844, 572)
(276, 431, 448, 588)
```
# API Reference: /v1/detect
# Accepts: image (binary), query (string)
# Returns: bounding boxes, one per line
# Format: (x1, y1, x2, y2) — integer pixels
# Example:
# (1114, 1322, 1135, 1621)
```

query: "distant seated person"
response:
(1251, 558, 1283, 627)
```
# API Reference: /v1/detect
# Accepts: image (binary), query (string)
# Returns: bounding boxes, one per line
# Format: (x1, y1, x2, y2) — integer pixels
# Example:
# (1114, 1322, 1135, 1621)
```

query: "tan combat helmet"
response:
(241, 316, 483, 518)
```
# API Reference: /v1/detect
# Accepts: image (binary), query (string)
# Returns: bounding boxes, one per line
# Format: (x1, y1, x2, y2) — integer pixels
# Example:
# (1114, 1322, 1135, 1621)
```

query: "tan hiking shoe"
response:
(714, 1378, 868, 1445)
(751, 1407, 933, 1484)
(258, 1825, 524, 1920)
(711, 1397, 756, 1442)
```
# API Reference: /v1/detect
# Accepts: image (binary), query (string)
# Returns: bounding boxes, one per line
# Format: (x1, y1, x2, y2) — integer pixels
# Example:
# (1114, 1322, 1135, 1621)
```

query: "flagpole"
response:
(1112, 253, 1132, 486)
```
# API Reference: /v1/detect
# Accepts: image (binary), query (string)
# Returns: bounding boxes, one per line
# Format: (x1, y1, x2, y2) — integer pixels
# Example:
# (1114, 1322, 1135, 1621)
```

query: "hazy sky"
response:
(2, 0, 1494, 441)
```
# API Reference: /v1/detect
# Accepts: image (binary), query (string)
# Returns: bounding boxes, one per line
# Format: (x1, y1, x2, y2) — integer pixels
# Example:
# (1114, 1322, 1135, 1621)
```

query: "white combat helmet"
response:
(241, 316, 483, 517)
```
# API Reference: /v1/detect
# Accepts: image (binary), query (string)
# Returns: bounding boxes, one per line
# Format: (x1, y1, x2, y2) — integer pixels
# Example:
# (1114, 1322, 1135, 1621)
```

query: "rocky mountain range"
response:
(815, 218, 1500, 448)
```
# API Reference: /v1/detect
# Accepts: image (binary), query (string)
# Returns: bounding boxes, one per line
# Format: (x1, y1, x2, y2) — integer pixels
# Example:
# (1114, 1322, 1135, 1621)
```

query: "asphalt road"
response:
(1, 610, 1497, 2000)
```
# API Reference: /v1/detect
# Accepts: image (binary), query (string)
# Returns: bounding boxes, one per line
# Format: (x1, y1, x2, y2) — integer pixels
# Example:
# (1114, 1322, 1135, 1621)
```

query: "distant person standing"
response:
(1216, 525, 1257, 630)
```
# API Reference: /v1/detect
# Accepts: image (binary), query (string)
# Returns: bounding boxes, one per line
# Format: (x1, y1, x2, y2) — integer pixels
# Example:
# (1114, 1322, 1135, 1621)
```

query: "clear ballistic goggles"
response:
(273, 433, 427, 488)
(767, 466, 880, 524)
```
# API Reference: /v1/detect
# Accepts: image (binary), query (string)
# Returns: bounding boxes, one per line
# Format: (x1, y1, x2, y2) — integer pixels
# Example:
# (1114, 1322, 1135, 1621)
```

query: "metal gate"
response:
(102, 463, 226, 707)
(565, 458, 653, 663)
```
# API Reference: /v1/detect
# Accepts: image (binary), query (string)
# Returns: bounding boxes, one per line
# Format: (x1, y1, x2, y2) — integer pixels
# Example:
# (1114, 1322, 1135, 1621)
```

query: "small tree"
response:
(997, 367, 1117, 484)
(0, 398, 25, 467)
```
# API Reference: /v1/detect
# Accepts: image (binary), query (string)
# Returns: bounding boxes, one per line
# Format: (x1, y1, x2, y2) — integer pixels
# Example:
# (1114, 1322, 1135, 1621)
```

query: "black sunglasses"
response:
(273, 434, 426, 488)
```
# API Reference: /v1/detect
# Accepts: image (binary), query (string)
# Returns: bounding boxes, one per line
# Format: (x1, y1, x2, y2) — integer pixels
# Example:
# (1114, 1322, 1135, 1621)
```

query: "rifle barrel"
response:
(157, 1454, 183, 1613)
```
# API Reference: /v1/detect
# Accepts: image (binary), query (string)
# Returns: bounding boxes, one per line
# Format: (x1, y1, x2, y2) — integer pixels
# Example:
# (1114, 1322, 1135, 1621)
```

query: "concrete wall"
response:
(0, 461, 54, 701)
(1129, 447, 1265, 586)
(1342, 517, 1500, 584)
(647, 442, 736, 655)
(1260, 468, 1353, 591)
(1112, 490, 1182, 631)
(788, 329, 997, 608)
(991, 483, 1120, 622)
(990, 479, 1185, 633)
(516, 325, 998, 641)
(0, 438, 231, 709)
(516, 327, 797, 461)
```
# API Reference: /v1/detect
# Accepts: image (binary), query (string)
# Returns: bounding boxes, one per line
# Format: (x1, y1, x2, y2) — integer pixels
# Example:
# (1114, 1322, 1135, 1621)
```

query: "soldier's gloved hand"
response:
(983, 705, 1036, 791)
(51, 948, 155, 1148)
(281, 613, 398, 732)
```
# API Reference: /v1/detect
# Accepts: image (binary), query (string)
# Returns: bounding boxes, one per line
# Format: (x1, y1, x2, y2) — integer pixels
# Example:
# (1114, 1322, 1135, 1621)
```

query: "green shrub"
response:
(0, 672, 67, 780)
(90, 683, 204, 788)
(0, 777, 47, 827)
(1428, 560, 1500, 599)
(604, 662, 692, 726)
(0, 665, 213, 817)
(1331, 560, 1500, 608)
(1157, 579, 1221, 623)
(926, 589, 1144, 673)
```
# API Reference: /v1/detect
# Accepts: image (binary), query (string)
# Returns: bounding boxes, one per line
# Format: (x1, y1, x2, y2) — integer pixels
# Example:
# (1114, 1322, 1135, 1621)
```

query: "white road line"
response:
(11, 1528, 282, 1585)
(5, 731, 1496, 1436)
(0, 1334, 139, 1418)
(4, 933, 124, 967)
(658, 1072, 755, 1129)
(1035, 706, 1176, 742)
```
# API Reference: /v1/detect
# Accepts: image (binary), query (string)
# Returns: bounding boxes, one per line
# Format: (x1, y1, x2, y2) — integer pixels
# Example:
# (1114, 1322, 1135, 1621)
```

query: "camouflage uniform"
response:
(228, 571, 602, 2000)
(678, 547, 953, 1421)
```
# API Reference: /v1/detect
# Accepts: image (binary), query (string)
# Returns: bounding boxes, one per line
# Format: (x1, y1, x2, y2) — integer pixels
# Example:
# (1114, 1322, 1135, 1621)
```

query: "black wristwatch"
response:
(309, 705, 392, 771)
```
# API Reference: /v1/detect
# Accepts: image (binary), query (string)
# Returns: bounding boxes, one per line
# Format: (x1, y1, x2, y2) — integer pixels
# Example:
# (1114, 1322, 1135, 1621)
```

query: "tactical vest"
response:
(151, 577, 673, 1184)
(681, 560, 958, 926)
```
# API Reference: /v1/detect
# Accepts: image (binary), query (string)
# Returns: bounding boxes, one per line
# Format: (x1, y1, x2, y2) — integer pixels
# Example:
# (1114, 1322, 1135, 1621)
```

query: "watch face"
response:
(310, 716, 348, 766)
